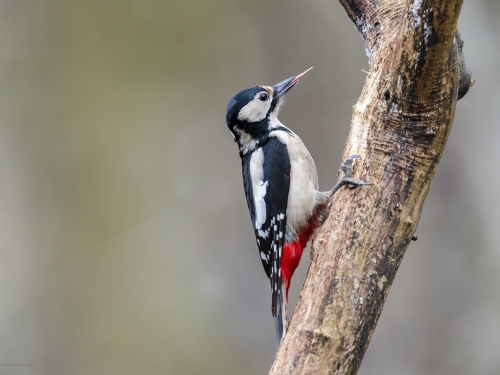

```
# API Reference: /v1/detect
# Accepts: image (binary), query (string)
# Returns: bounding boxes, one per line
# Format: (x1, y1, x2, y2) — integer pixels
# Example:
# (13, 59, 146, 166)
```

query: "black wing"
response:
(242, 137, 290, 316)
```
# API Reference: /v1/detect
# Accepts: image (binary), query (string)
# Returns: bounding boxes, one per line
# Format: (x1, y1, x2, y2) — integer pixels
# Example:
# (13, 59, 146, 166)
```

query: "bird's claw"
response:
(338, 154, 361, 179)
(339, 155, 372, 187)
(345, 177, 373, 189)
(331, 155, 372, 197)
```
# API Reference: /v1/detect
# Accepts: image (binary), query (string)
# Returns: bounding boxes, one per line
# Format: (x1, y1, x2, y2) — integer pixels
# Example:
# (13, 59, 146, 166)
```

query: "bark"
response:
(270, 0, 473, 374)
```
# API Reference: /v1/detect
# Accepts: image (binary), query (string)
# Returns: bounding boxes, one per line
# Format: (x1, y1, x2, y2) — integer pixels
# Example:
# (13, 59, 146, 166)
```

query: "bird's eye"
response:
(259, 93, 268, 101)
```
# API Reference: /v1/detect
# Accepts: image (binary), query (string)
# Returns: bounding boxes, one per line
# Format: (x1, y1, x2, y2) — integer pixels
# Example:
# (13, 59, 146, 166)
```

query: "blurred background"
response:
(0, 0, 498, 374)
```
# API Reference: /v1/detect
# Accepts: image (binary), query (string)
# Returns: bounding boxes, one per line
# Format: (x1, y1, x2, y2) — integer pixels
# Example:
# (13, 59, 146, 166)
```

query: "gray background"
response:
(0, 0, 499, 374)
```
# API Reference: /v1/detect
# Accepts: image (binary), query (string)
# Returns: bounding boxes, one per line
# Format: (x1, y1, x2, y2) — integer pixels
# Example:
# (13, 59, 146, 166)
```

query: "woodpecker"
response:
(225, 68, 370, 351)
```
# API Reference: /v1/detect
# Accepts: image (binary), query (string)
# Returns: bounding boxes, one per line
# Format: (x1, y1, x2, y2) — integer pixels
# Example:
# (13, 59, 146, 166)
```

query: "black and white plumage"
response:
(225, 69, 370, 352)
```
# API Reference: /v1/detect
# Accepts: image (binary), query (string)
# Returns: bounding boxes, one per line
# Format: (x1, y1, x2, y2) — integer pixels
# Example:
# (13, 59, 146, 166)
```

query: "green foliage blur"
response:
(0, 1, 499, 374)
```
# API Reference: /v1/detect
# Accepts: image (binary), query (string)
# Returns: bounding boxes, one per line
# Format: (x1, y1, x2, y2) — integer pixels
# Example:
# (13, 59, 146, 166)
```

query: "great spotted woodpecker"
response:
(225, 69, 370, 351)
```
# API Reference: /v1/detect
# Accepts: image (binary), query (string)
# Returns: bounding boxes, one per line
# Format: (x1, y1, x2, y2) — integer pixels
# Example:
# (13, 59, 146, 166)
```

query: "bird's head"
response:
(226, 68, 312, 155)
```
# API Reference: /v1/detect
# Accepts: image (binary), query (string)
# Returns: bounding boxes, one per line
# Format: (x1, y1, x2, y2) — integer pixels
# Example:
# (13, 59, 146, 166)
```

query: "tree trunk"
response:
(269, 0, 473, 373)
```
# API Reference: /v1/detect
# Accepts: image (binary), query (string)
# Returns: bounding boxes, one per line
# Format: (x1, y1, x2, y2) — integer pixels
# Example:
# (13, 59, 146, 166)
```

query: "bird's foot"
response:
(330, 155, 372, 197)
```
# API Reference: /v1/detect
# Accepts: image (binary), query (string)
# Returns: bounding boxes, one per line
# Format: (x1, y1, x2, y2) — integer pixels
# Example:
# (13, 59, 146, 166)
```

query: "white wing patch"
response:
(258, 228, 270, 238)
(250, 148, 268, 230)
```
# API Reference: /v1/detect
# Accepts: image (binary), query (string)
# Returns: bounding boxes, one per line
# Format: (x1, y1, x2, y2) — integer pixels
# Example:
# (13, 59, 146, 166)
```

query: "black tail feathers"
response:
(274, 284, 287, 355)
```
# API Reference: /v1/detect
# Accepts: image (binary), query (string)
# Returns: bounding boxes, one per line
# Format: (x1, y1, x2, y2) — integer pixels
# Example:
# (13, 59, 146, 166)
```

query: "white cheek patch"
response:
(250, 148, 268, 230)
(237, 99, 270, 123)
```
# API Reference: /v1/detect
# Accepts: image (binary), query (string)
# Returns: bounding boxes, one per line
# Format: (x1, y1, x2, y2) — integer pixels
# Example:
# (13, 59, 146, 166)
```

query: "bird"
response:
(225, 68, 371, 352)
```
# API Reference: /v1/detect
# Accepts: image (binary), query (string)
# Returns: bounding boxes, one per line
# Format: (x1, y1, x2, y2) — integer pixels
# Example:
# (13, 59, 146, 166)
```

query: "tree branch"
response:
(270, 0, 472, 373)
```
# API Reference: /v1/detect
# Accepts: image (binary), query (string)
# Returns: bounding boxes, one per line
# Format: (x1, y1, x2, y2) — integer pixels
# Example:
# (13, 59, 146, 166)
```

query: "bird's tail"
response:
(274, 283, 288, 355)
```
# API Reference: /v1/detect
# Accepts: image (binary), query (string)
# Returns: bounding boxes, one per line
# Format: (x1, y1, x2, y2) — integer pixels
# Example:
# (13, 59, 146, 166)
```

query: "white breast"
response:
(269, 127, 318, 233)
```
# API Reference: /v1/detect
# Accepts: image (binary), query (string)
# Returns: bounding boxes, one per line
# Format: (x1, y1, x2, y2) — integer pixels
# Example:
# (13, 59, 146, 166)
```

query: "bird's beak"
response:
(272, 67, 313, 101)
